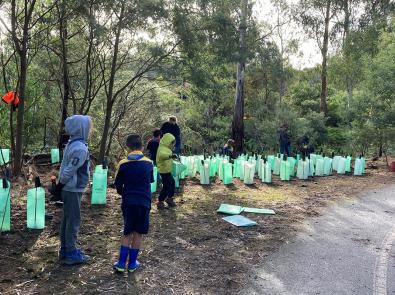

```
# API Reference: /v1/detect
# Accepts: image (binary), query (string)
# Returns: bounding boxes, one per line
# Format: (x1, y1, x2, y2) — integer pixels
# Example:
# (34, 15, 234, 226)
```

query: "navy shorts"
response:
(122, 205, 150, 235)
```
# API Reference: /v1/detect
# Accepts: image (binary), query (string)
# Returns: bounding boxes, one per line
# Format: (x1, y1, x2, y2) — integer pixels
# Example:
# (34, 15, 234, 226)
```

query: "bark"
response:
(12, 0, 37, 176)
(58, 1, 71, 150)
(320, 0, 330, 114)
(343, 0, 353, 113)
(98, 3, 124, 163)
(232, 0, 248, 154)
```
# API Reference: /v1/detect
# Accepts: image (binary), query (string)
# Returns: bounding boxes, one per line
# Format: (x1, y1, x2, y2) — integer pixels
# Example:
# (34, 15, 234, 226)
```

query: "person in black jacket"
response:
(277, 123, 291, 156)
(160, 116, 181, 155)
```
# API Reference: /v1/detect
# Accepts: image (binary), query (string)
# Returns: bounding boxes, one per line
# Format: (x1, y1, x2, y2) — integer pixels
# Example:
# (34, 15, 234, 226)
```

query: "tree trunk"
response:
(343, 0, 352, 118)
(58, 2, 70, 150)
(320, 0, 330, 114)
(232, 0, 248, 154)
(98, 3, 124, 163)
(11, 0, 36, 176)
(13, 53, 27, 175)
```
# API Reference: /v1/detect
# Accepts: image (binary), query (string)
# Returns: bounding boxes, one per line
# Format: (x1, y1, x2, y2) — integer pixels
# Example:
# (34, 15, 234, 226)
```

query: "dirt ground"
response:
(0, 160, 394, 295)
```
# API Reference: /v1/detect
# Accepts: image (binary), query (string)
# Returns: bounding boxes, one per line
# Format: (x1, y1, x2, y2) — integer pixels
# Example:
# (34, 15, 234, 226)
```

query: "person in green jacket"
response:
(156, 133, 177, 210)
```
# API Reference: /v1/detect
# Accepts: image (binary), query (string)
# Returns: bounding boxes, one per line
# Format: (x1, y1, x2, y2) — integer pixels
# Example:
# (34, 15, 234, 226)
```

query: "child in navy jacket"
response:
(113, 134, 154, 272)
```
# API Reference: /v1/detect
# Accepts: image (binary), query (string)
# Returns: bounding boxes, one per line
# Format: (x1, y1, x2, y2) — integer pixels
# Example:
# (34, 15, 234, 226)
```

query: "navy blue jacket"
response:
(114, 151, 154, 209)
(160, 121, 180, 145)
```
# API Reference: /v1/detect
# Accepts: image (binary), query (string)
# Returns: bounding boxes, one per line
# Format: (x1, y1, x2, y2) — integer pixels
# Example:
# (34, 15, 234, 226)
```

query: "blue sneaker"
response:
(63, 249, 90, 265)
(59, 247, 66, 261)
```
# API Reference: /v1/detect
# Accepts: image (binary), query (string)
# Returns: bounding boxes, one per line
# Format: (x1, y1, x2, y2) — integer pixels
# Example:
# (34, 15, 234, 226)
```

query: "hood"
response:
(160, 133, 175, 148)
(65, 115, 91, 142)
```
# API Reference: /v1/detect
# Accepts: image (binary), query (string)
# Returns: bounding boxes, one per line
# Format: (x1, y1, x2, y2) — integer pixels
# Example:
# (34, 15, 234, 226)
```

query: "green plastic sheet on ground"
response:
(242, 207, 276, 215)
(0, 180, 11, 232)
(27, 187, 45, 229)
(217, 204, 243, 215)
(0, 149, 10, 165)
(222, 215, 257, 227)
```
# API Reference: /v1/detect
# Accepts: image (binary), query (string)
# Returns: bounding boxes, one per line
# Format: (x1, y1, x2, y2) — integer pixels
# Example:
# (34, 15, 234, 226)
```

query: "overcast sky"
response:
(0, 1, 322, 69)
(255, 0, 322, 69)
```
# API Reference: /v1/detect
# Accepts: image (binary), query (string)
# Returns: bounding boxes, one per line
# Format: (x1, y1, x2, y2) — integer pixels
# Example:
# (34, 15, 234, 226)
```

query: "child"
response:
(51, 115, 91, 265)
(113, 134, 154, 273)
(156, 133, 177, 209)
(146, 128, 161, 165)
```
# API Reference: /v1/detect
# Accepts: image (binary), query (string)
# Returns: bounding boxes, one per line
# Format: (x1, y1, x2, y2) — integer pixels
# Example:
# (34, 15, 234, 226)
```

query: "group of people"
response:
(50, 115, 182, 273)
(51, 114, 313, 273)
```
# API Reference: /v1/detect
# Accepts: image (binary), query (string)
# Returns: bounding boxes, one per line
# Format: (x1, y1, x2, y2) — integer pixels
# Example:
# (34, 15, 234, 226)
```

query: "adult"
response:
(277, 123, 291, 156)
(160, 116, 181, 155)
(221, 139, 236, 159)
(297, 134, 315, 155)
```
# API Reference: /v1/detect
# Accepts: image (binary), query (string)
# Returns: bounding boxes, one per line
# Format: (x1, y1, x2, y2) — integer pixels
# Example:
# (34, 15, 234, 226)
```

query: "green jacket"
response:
(156, 133, 175, 173)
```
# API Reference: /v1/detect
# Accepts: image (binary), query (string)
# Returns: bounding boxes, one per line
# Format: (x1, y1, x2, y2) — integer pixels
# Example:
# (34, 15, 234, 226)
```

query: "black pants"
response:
(159, 173, 175, 202)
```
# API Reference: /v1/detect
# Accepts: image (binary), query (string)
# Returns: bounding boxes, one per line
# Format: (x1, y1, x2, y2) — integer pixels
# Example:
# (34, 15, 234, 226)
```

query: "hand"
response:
(171, 154, 178, 160)
(49, 182, 65, 202)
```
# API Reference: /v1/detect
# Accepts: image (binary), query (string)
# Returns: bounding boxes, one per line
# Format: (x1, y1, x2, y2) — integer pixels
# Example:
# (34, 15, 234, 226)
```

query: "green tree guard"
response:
(91, 166, 108, 205)
(323, 157, 333, 175)
(0, 179, 11, 232)
(337, 157, 346, 174)
(361, 157, 366, 174)
(273, 156, 281, 176)
(345, 156, 352, 173)
(354, 157, 363, 176)
(243, 162, 255, 185)
(209, 158, 217, 177)
(280, 159, 291, 181)
(187, 157, 197, 178)
(308, 158, 315, 176)
(240, 160, 247, 180)
(233, 159, 241, 178)
(267, 155, 275, 171)
(223, 163, 233, 185)
(151, 166, 158, 193)
(310, 154, 317, 166)
(261, 162, 272, 183)
(51, 149, 60, 164)
(27, 187, 45, 229)
(297, 160, 309, 180)
(200, 160, 210, 185)
(180, 157, 188, 179)
(287, 157, 297, 177)
(172, 162, 187, 188)
(315, 158, 324, 176)
(332, 156, 341, 172)
(0, 149, 10, 165)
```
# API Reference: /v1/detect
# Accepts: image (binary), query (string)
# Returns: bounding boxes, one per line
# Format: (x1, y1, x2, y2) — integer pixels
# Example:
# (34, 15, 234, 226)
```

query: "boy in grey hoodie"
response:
(51, 115, 91, 265)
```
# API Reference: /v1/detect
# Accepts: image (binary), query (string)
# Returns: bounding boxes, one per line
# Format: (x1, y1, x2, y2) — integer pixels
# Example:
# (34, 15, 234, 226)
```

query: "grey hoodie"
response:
(59, 115, 91, 193)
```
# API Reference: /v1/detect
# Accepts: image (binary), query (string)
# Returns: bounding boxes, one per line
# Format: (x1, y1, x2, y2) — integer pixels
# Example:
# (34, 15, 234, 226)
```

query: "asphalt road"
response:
(246, 185, 395, 295)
